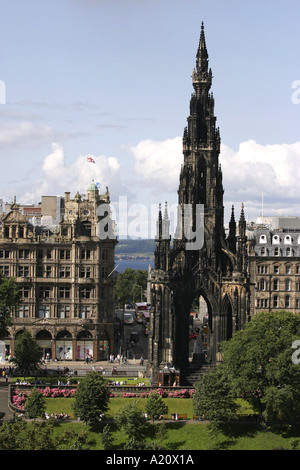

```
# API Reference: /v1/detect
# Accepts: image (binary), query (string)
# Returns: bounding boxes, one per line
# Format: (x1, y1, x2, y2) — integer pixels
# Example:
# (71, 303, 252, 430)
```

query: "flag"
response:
(87, 155, 95, 163)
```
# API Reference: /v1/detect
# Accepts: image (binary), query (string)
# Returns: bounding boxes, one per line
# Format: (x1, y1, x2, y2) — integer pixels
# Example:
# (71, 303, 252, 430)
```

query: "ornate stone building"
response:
(0, 182, 117, 361)
(147, 24, 251, 385)
(248, 217, 300, 316)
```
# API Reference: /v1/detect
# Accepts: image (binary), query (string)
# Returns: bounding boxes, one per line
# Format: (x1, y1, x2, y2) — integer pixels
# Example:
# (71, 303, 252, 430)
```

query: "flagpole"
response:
(85, 158, 87, 192)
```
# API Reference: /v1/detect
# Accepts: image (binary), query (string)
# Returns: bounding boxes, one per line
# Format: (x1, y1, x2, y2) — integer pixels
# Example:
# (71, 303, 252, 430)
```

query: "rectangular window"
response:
(59, 266, 71, 278)
(39, 286, 50, 299)
(0, 265, 10, 276)
(79, 306, 90, 319)
(17, 305, 29, 318)
(273, 295, 278, 308)
(18, 249, 29, 259)
(80, 266, 91, 278)
(79, 287, 91, 299)
(101, 267, 108, 278)
(60, 249, 71, 260)
(38, 305, 50, 318)
(58, 305, 70, 319)
(19, 286, 30, 298)
(59, 287, 70, 299)
(81, 249, 91, 260)
(37, 265, 43, 277)
(18, 265, 29, 277)
(0, 249, 10, 259)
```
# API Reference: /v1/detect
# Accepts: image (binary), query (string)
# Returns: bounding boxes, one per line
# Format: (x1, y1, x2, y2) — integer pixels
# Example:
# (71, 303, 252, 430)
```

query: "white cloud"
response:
(19, 143, 126, 203)
(129, 137, 300, 221)
(220, 140, 300, 199)
(130, 137, 183, 192)
(0, 121, 54, 148)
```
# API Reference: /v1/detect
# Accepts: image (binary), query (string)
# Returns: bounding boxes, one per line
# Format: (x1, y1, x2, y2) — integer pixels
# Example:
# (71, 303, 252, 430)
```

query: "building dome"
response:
(87, 180, 99, 191)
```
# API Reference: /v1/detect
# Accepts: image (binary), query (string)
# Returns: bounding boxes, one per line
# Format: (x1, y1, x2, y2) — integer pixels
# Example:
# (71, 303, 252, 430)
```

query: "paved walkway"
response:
(0, 379, 13, 422)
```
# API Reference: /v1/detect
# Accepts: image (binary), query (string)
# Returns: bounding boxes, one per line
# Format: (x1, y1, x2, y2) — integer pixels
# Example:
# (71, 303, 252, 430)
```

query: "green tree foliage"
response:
(145, 391, 168, 422)
(0, 272, 20, 339)
(114, 400, 149, 440)
(72, 371, 110, 425)
(12, 330, 42, 379)
(221, 311, 300, 421)
(193, 365, 238, 426)
(0, 418, 92, 450)
(114, 268, 148, 305)
(24, 387, 46, 419)
(101, 424, 114, 450)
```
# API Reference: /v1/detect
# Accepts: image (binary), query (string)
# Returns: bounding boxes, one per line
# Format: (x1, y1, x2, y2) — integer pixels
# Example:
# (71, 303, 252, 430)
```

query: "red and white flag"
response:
(87, 155, 95, 163)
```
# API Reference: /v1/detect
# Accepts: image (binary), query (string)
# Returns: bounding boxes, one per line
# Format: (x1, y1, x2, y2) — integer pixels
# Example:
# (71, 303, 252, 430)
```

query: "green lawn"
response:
(49, 419, 300, 451)
(44, 396, 195, 419)
(42, 396, 300, 450)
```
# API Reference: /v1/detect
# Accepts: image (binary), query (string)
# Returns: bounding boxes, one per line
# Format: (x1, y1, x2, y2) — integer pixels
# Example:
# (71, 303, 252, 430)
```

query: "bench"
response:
(170, 413, 187, 420)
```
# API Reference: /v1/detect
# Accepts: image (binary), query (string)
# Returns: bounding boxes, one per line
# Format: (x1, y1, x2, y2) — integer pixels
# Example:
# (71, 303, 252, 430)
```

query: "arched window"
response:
(272, 235, 280, 244)
(286, 247, 292, 256)
(285, 295, 290, 308)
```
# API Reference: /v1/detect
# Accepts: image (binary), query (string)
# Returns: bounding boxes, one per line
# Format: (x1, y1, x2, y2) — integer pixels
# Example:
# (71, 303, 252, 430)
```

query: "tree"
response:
(24, 387, 46, 419)
(72, 371, 110, 425)
(12, 330, 42, 379)
(114, 400, 149, 440)
(145, 391, 168, 422)
(0, 418, 92, 450)
(0, 272, 20, 339)
(193, 365, 238, 426)
(221, 311, 300, 422)
(114, 268, 148, 305)
(101, 424, 114, 450)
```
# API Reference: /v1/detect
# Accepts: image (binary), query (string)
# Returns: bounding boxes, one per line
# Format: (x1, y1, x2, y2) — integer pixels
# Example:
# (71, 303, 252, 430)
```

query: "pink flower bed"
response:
(12, 388, 77, 410)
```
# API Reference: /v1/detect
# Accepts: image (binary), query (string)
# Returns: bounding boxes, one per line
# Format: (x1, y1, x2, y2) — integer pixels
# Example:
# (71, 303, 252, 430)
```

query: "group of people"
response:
(44, 412, 69, 421)
(109, 354, 145, 366)
(109, 354, 127, 364)
(0, 366, 12, 381)
(57, 378, 72, 386)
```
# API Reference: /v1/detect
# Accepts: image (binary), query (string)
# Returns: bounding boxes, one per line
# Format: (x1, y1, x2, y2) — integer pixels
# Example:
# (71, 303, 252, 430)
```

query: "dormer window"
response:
(285, 235, 292, 244)
(273, 235, 280, 244)
(259, 234, 267, 244)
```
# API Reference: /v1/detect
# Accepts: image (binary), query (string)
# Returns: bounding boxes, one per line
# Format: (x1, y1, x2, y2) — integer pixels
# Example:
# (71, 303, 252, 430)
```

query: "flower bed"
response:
(12, 387, 77, 410)
(12, 386, 195, 410)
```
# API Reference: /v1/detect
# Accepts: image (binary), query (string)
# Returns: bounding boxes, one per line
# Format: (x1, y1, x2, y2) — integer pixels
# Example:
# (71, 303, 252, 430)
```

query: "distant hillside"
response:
(116, 239, 156, 255)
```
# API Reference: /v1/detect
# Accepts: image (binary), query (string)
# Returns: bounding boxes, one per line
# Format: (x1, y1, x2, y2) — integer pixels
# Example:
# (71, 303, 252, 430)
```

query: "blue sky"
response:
(1, 0, 300, 235)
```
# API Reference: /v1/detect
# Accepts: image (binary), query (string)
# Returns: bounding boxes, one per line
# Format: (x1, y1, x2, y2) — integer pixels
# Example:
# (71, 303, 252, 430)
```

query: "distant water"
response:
(115, 259, 154, 273)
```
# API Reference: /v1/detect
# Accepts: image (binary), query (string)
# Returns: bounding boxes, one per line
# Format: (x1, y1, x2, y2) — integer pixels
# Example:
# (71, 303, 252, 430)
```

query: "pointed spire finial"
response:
(195, 21, 209, 79)
(240, 203, 245, 223)
(230, 205, 235, 222)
